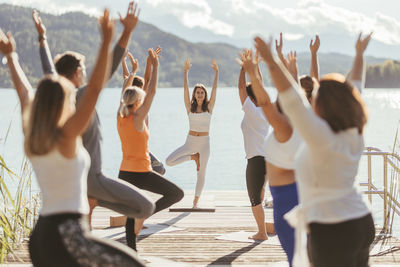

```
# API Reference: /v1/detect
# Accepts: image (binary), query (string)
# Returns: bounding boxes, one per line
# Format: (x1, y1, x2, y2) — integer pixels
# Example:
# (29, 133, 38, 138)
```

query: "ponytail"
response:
(119, 86, 145, 118)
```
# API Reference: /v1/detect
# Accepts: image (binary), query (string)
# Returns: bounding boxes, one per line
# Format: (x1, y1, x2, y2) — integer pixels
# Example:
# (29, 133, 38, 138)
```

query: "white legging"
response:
(166, 135, 210, 197)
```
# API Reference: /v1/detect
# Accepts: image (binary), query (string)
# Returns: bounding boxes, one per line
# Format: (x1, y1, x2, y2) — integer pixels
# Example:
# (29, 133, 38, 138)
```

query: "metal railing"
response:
(361, 147, 400, 233)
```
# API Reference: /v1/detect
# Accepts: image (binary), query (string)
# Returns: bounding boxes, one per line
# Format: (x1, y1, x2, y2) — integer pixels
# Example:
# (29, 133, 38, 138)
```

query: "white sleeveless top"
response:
(264, 130, 301, 169)
(188, 112, 211, 132)
(29, 144, 90, 216)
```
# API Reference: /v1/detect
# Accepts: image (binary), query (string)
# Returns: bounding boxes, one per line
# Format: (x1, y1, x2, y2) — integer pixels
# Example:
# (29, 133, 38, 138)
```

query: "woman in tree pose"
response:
(117, 49, 184, 251)
(0, 10, 144, 266)
(166, 58, 219, 208)
(254, 33, 374, 267)
(122, 48, 166, 175)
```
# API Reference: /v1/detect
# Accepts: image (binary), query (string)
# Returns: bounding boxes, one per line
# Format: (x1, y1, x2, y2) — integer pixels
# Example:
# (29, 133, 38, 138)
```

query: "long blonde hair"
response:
(24, 75, 73, 155)
(119, 86, 145, 117)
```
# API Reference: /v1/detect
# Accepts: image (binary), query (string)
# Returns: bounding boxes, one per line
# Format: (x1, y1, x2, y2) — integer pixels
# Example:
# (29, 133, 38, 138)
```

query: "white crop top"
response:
(188, 112, 211, 132)
(29, 144, 90, 216)
(264, 130, 301, 170)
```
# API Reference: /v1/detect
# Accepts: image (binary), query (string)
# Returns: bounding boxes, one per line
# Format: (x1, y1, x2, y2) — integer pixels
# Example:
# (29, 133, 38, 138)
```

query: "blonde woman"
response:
(117, 49, 184, 251)
(166, 59, 218, 208)
(0, 10, 144, 266)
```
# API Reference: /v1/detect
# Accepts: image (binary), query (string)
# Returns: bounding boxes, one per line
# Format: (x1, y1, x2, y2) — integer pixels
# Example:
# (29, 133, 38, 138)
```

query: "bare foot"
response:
(191, 153, 200, 171)
(265, 222, 275, 235)
(249, 232, 268, 241)
(193, 196, 199, 208)
(134, 218, 145, 235)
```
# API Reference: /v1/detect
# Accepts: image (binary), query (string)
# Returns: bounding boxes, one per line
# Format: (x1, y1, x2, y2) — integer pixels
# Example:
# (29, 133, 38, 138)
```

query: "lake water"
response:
(1, 87, 400, 236)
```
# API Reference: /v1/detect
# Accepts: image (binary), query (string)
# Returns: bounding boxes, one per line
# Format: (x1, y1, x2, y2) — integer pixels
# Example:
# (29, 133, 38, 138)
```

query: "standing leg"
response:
(119, 171, 184, 250)
(193, 136, 210, 207)
(246, 156, 268, 240)
(88, 198, 98, 230)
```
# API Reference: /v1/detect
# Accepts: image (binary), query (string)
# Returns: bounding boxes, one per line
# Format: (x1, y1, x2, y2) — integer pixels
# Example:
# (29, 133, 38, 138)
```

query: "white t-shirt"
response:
(279, 80, 371, 224)
(240, 97, 270, 159)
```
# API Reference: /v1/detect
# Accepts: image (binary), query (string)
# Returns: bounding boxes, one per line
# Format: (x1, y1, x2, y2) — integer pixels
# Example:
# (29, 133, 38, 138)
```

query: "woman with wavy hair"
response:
(166, 58, 219, 208)
(0, 10, 145, 266)
(255, 33, 374, 267)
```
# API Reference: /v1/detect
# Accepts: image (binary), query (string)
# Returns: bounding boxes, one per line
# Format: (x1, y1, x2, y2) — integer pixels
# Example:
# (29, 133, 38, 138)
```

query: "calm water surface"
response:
(1, 87, 400, 235)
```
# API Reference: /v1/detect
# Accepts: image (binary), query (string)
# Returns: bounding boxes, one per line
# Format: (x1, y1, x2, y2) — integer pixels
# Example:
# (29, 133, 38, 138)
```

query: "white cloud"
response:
(284, 33, 305, 41)
(225, 0, 400, 45)
(7, 0, 100, 16)
(142, 0, 234, 36)
(1, 0, 400, 45)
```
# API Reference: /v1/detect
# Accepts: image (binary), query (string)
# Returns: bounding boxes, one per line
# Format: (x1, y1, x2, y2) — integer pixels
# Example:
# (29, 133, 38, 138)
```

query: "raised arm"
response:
(122, 51, 138, 92)
(107, 1, 140, 81)
(144, 46, 161, 91)
(350, 32, 372, 91)
(255, 36, 333, 147)
(133, 49, 158, 131)
(240, 49, 292, 141)
(61, 9, 114, 138)
(0, 30, 33, 125)
(255, 50, 263, 83)
(183, 59, 191, 113)
(122, 50, 130, 79)
(309, 35, 320, 80)
(32, 10, 56, 75)
(275, 32, 288, 68)
(208, 59, 219, 112)
(237, 65, 247, 105)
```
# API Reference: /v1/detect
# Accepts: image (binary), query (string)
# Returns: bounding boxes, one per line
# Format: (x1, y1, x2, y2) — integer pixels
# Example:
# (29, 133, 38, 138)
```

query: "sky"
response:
(1, 0, 400, 58)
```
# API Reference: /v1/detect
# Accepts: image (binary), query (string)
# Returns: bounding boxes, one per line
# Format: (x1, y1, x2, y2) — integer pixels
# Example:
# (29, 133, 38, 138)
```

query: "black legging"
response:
(29, 213, 144, 267)
(308, 213, 375, 267)
(245, 156, 266, 206)
(118, 170, 184, 249)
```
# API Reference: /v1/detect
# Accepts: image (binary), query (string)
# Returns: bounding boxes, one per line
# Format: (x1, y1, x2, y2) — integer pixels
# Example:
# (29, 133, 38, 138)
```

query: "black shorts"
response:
(245, 156, 266, 206)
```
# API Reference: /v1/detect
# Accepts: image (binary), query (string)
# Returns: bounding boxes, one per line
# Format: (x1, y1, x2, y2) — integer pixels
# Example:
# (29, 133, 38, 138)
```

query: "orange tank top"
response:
(117, 115, 151, 172)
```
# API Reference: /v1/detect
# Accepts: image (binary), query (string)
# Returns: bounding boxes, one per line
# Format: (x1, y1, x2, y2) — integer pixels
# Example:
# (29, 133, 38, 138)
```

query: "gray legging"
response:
(87, 172, 155, 219)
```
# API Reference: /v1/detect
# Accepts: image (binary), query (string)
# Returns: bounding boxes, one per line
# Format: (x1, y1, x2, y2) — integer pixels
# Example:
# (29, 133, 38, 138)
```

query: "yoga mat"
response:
(216, 231, 281, 245)
(92, 224, 184, 240)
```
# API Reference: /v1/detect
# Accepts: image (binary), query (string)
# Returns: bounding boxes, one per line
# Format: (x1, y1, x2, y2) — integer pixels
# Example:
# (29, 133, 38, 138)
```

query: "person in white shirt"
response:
(240, 49, 300, 266)
(237, 58, 274, 240)
(254, 33, 374, 267)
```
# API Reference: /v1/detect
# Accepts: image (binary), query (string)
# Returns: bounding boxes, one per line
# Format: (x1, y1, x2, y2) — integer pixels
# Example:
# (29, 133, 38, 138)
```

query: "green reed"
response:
(0, 110, 38, 263)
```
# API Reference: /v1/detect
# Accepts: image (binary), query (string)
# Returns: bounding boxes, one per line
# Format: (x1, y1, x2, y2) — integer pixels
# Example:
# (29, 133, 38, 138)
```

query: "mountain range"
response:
(0, 4, 397, 88)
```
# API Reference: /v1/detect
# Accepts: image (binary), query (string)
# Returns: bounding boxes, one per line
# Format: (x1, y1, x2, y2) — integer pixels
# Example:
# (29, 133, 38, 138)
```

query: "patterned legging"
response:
(29, 213, 144, 267)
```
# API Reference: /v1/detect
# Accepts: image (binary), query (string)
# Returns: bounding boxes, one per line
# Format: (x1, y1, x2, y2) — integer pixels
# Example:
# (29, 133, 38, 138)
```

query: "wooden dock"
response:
(4, 190, 400, 266)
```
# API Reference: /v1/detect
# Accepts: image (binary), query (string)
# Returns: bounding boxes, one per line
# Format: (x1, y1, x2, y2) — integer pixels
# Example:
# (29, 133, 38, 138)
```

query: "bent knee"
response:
(170, 187, 184, 204)
(165, 157, 175, 167)
(136, 199, 155, 218)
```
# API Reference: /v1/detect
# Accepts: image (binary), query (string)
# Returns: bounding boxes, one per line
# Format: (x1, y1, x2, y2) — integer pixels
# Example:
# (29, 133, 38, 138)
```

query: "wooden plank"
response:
(169, 208, 216, 212)
(5, 190, 400, 266)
